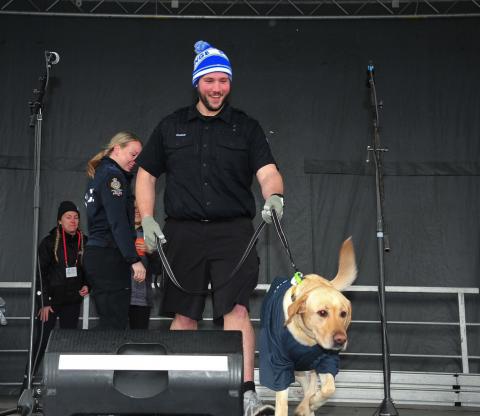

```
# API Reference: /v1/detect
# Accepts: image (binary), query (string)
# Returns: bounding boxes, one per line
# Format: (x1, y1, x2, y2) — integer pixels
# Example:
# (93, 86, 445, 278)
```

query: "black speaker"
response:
(40, 329, 243, 415)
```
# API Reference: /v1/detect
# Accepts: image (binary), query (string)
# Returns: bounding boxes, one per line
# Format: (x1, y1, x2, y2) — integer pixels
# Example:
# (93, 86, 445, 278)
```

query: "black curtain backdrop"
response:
(0, 14, 479, 387)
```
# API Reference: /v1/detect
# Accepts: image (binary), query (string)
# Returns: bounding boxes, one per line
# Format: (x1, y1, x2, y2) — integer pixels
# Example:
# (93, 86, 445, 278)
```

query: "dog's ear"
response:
(285, 293, 308, 325)
(344, 300, 352, 329)
(331, 237, 357, 291)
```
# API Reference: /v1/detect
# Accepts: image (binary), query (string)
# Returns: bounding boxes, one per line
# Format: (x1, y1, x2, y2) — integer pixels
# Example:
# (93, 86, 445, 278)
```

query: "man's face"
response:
(196, 72, 231, 116)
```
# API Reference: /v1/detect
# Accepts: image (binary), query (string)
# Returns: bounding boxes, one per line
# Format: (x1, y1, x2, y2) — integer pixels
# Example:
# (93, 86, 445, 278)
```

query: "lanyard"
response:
(62, 229, 81, 267)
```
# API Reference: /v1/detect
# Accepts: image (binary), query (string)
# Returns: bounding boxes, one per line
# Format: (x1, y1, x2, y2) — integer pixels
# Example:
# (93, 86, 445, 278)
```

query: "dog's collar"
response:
(290, 272, 304, 301)
(290, 272, 304, 286)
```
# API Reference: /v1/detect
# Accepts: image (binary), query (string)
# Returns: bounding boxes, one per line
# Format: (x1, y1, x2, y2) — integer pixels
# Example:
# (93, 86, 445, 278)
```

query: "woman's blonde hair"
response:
(86, 131, 142, 178)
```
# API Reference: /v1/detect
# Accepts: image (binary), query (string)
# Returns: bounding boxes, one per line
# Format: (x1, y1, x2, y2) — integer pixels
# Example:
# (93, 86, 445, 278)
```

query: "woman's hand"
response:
(79, 285, 89, 297)
(132, 261, 146, 283)
(38, 306, 54, 322)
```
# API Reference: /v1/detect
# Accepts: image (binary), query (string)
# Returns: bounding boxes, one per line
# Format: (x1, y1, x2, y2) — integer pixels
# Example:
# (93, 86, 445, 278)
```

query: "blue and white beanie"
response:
(192, 40, 232, 86)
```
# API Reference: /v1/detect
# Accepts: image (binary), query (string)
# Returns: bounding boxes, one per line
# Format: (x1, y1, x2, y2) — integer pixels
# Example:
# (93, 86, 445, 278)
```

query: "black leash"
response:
(155, 220, 266, 295)
(270, 209, 300, 273)
(155, 209, 298, 295)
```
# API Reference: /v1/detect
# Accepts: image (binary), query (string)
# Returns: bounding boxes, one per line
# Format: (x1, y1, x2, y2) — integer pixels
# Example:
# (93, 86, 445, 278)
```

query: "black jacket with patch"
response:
(84, 157, 139, 264)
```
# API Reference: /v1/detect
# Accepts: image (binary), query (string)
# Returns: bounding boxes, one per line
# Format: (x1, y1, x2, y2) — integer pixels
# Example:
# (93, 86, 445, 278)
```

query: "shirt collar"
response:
(101, 156, 133, 179)
(187, 103, 232, 124)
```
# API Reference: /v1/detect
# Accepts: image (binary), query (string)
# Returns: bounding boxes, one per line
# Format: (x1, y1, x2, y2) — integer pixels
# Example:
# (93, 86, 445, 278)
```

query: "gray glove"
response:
(141, 216, 166, 251)
(261, 194, 284, 223)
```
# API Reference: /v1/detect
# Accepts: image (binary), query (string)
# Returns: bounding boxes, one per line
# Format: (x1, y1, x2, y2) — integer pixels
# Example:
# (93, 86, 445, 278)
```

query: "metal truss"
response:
(1, 0, 480, 17)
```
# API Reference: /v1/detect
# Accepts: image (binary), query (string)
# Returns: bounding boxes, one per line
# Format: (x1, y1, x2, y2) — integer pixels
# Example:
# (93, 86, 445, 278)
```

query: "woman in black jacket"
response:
(34, 200, 89, 370)
(84, 131, 145, 329)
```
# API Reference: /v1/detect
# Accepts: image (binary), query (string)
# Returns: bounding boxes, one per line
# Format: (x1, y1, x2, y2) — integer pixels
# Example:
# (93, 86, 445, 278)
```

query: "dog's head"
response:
(285, 238, 357, 351)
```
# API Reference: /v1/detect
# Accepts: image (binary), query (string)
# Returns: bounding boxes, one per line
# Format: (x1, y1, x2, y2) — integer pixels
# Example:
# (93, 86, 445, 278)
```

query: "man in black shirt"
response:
(136, 40, 283, 416)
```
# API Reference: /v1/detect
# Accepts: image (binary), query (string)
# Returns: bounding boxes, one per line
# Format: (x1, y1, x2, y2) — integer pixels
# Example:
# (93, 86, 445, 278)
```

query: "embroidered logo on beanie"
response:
(192, 40, 232, 86)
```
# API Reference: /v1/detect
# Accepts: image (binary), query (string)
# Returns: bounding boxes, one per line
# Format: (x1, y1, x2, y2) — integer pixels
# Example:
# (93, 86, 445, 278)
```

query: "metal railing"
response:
(1, 281, 479, 385)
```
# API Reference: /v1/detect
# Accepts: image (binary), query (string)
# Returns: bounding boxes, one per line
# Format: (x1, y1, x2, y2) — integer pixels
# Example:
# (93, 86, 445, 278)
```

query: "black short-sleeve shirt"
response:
(138, 104, 277, 220)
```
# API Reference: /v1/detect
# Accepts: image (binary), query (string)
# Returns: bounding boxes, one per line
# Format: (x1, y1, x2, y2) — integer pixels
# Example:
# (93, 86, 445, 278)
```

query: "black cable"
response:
(31, 255, 44, 377)
(0, 407, 19, 416)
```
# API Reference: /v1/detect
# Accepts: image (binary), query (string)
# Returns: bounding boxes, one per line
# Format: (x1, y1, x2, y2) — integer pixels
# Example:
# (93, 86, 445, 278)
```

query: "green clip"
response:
(291, 271, 304, 286)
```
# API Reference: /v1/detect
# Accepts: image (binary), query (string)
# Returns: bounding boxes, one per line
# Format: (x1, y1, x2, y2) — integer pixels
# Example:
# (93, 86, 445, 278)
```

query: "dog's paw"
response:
(293, 403, 315, 416)
(320, 382, 335, 398)
(309, 398, 328, 411)
(318, 373, 335, 398)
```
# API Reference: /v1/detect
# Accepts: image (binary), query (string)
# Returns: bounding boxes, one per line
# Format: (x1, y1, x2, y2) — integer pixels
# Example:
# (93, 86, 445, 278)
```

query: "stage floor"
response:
(1, 396, 480, 416)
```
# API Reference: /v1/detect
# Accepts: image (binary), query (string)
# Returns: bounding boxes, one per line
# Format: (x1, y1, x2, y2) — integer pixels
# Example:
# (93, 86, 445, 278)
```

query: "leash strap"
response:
(155, 209, 300, 295)
(155, 220, 267, 296)
(271, 209, 299, 273)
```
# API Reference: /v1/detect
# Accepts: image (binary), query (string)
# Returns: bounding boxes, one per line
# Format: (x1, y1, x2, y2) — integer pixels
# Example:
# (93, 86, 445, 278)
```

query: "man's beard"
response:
(198, 90, 229, 113)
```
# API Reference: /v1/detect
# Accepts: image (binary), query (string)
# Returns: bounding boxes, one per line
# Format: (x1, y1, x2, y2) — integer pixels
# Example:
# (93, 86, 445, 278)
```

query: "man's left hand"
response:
(261, 194, 284, 223)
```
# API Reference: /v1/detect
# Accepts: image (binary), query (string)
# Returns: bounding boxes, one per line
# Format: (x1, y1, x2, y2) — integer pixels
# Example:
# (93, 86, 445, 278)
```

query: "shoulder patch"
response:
(110, 177, 123, 197)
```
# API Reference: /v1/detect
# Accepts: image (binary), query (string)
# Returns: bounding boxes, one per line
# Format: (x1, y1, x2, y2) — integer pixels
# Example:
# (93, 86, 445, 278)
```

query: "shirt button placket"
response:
(201, 123, 211, 213)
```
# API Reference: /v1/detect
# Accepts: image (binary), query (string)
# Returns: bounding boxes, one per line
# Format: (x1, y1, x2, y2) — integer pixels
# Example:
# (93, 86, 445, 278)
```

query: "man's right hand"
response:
(141, 216, 166, 251)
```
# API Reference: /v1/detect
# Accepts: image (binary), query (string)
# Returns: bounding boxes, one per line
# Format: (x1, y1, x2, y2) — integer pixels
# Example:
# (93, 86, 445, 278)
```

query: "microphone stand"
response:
(18, 51, 57, 416)
(366, 62, 399, 416)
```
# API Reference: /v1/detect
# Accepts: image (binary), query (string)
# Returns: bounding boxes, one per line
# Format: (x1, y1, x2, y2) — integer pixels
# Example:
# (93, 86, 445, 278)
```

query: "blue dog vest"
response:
(259, 277, 340, 391)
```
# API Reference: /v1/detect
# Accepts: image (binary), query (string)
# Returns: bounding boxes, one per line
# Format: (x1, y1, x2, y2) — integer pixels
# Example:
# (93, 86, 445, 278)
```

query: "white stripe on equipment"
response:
(58, 354, 229, 372)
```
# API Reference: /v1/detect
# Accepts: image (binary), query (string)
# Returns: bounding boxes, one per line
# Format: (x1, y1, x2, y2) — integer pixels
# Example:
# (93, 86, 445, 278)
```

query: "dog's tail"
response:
(331, 237, 357, 291)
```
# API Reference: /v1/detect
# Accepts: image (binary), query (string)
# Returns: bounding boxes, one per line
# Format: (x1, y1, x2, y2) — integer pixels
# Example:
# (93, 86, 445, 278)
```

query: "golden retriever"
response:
(259, 238, 357, 416)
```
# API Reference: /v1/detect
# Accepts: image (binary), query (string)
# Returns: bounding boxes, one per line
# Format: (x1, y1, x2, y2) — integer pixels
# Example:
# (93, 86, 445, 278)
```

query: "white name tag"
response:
(65, 267, 78, 278)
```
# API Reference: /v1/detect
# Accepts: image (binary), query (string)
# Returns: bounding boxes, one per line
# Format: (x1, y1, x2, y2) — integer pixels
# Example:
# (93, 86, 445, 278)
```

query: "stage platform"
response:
(1, 395, 480, 416)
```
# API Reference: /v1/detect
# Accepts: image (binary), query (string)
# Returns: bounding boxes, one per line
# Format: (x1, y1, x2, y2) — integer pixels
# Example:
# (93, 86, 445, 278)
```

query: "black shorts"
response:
(162, 217, 259, 320)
